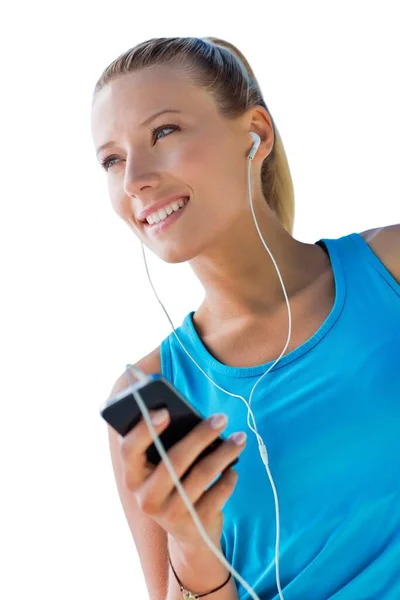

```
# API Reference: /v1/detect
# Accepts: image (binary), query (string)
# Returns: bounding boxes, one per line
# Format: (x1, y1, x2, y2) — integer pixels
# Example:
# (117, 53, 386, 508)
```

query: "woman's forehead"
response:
(93, 66, 197, 114)
(91, 69, 214, 142)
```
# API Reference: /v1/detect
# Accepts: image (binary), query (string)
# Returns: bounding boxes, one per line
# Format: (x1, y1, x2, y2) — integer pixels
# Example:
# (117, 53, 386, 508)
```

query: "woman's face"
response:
(91, 65, 262, 264)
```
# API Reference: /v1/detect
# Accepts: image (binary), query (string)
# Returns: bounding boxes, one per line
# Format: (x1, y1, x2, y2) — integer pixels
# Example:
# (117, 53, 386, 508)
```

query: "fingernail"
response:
(227, 468, 238, 481)
(209, 413, 228, 430)
(228, 431, 247, 445)
(150, 408, 169, 425)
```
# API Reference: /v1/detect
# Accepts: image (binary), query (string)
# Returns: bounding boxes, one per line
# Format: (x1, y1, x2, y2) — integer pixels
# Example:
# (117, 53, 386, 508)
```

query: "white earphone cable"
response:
(126, 136, 290, 599)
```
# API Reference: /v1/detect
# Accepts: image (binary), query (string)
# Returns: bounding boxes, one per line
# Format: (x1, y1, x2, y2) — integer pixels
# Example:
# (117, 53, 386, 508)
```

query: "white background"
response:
(1, 1, 399, 598)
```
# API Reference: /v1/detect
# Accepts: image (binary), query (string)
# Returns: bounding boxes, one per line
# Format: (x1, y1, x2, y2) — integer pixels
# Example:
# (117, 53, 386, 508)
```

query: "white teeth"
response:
(146, 198, 187, 224)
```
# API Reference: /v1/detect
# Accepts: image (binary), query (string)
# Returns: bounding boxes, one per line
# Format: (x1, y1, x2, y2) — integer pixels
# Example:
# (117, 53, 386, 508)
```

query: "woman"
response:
(91, 37, 400, 600)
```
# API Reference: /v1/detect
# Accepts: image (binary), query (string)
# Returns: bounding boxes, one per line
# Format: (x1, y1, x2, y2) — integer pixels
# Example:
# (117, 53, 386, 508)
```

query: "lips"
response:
(138, 195, 190, 223)
(143, 197, 190, 227)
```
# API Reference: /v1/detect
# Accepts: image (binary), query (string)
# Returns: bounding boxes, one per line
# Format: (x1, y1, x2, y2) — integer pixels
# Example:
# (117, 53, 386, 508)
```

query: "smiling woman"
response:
(91, 36, 400, 600)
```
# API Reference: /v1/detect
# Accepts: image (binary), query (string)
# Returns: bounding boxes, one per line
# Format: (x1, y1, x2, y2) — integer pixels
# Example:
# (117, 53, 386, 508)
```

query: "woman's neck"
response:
(189, 212, 329, 324)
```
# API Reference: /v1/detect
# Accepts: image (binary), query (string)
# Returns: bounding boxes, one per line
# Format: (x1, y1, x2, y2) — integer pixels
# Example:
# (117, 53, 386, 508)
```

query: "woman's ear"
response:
(248, 106, 275, 160)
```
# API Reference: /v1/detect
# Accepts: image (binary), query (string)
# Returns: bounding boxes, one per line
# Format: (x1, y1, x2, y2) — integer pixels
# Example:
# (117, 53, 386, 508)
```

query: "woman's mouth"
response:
(143, 197, 190, 234)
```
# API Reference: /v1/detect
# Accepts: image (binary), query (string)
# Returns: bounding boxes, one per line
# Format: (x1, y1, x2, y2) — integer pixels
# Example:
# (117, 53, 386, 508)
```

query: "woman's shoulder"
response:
(357, 223, 400, 284)
(108, 346, 162, 398)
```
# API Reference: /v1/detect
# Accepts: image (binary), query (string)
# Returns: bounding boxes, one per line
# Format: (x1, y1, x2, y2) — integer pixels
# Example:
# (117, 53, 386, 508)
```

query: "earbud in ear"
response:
(248, 131, 261, 160)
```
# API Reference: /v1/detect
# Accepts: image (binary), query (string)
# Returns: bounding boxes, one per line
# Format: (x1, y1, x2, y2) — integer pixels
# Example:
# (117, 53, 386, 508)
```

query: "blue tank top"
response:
(160, 232, 400, 599)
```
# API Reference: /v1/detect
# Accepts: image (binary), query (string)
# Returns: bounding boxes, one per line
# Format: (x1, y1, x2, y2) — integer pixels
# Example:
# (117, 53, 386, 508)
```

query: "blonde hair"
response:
(93, 36, 295, 234)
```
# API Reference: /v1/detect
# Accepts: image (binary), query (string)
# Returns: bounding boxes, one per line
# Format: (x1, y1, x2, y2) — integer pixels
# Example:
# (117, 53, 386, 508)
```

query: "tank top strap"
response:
(347, 232, 400, 297)
(318, 232, 400, 300)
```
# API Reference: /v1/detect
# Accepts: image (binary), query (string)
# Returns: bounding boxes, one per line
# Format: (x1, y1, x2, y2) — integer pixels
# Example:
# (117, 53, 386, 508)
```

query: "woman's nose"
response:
(123, 156, 162, 197)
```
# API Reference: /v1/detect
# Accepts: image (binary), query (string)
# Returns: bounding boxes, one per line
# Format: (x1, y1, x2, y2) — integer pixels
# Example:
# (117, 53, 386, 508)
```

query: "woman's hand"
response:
(118, 409, 246, 547)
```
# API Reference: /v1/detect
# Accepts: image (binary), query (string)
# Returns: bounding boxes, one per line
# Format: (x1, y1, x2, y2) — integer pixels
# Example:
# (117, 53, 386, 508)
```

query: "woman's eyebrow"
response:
(141, 108, 182, 127)
(96, 108, 182, 157)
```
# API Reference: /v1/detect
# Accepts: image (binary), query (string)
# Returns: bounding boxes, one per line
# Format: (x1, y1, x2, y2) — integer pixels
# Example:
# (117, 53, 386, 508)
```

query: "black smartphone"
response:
(99, 373, 239, 479)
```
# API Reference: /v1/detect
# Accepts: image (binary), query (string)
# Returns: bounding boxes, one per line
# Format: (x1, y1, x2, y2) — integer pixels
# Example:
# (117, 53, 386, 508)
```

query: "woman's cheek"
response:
(163, 138, 198, 172)
(169, 138, 216, 180)
(110, 190, 131, 221)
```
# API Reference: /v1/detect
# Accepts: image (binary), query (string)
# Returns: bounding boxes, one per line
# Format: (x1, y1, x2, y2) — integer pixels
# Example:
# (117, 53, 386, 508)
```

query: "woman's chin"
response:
(156, 244, 200, 264)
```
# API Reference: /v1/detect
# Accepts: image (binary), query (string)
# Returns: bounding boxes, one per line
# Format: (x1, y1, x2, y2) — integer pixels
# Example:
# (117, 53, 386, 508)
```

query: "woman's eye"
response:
(100, 125, 180, 171)
(101, 156, 119, 170)
(151, 124, 179, 142)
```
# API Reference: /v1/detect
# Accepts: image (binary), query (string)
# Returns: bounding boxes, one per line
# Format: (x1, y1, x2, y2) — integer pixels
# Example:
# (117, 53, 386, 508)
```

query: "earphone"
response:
(248, 131, 261, 159)
(125, 131, 292, 600)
